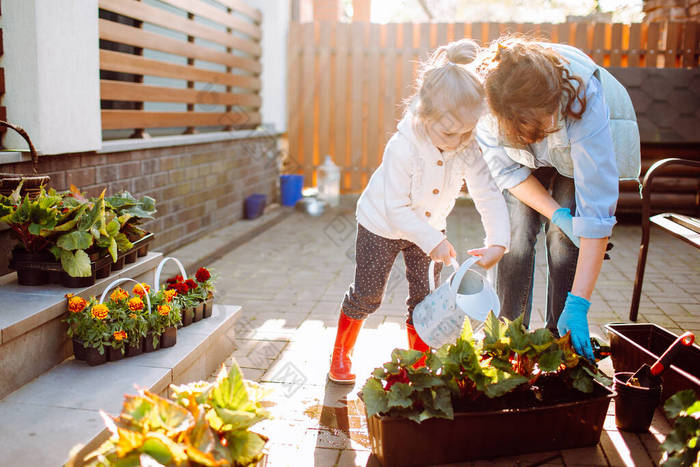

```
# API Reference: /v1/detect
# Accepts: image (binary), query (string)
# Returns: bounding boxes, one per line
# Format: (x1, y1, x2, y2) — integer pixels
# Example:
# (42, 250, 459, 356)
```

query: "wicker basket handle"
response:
(0, 120, 39, 173)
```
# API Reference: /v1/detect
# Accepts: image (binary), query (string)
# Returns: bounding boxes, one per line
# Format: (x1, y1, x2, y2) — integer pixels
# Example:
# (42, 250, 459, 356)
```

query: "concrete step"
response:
(0, 304, 240, 466)
(0, 252, 163, 399)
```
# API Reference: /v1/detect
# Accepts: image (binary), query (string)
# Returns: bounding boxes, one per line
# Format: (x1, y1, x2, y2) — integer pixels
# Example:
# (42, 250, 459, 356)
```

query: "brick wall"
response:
(644, 0, 700, 21)
(0, 135, 280, 276)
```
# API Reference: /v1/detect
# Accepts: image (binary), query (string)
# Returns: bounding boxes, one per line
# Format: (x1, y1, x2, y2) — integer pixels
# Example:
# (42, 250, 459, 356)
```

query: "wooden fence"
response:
(287, 21, 700, 192)
(99, 0, 262, 137)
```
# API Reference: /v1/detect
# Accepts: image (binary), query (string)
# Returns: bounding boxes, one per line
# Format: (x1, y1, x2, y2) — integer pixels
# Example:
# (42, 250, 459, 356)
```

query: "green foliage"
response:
(363, 312, 610, 424)
(83, 362, 270, 467)
(661, 390, 700, 466)
(0, 184, 64, 253)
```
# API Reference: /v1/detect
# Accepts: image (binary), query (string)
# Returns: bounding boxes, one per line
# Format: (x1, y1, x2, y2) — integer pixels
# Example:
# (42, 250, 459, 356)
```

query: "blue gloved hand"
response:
(551, 207, 580, 248)
(557, 292, 595, 362)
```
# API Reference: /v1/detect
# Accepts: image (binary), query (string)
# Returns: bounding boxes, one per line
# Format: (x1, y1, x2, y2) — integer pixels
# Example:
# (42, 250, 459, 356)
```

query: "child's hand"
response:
(467, 245, 506, 269)
(430, 239, 456, 264)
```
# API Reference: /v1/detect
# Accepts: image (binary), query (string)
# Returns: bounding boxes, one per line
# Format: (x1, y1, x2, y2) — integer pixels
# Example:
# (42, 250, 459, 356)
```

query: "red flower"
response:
(195, 267, 211, 283)
(185, 279, 198, 290)
(166, 274, 184, 284)
(167, 282, 189, 295)
(384, 368, 410, 391)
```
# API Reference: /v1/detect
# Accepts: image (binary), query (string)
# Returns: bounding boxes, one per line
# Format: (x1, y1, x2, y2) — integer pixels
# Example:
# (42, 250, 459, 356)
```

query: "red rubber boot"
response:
(406, 323, 430, 368)
(328, 313, 364, 384)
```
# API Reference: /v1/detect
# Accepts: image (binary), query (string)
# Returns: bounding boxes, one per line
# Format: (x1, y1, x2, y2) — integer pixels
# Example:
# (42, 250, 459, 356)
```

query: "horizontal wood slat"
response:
(101, 110, 261, 130)
(99, 19, 261, 73)
(157, 0, 261, 40)
(98, 0, 261, 57)
(100, 80, 261, 107)
(216, 0, 262, 23)
(100, 50, 262, 90)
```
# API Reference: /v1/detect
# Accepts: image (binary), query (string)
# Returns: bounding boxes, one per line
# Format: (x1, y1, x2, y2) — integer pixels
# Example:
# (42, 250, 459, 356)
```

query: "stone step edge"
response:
(0, 252, 163, 346)
(0, 304, 241, 467)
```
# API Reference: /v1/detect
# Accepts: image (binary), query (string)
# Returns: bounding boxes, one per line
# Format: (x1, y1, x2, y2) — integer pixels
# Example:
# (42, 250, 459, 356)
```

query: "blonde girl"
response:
(328, 39, 510, 384)
(475, 37, 639, 361)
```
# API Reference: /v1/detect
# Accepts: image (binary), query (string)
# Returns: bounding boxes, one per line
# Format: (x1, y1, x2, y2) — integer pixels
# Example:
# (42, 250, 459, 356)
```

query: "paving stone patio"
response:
(171, 196, 699, 467)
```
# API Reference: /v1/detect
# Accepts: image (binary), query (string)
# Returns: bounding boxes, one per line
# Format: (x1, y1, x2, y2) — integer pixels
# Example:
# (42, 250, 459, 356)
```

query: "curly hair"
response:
(477, 36, 587, 147)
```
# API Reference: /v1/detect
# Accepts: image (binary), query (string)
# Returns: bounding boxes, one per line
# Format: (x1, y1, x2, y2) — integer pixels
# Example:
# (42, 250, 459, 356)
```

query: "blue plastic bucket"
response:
(244, 193, 267, 219)
(280, 174, 304, 206)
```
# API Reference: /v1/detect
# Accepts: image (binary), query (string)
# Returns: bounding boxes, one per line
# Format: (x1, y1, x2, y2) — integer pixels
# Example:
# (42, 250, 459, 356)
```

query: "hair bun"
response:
(445, 39, 479, 65)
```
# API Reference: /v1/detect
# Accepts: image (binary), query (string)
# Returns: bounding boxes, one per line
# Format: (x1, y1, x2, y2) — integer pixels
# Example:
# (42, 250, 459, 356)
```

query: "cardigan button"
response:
(433, 189, 439, 195)
(425, 211, 431, 217)
(437, 160, 444, 166)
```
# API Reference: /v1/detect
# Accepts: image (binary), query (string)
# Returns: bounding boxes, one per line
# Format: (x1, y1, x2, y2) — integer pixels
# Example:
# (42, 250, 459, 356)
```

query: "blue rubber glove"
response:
(557, 292, 595, 362)
(551, 208, 580, 248)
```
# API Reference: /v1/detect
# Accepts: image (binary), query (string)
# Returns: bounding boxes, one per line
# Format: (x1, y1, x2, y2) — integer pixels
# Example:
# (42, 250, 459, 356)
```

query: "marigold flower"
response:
(195, 267, 211, 283)
(68, 296, 88, 313)
(110, 287, 129, 302)
(167, 282, 189, 295)
(91, 304, 109, 320)
(185, 279, 198, 291)
(113, 330, 127, 341)
(133, 283, 150, 296)
(164, 289, 177, 303)
(128, 297, 144, 312)
(129, 313, 138, 319)
(166, 274, 184, 284)
(158, 304, 171, 316)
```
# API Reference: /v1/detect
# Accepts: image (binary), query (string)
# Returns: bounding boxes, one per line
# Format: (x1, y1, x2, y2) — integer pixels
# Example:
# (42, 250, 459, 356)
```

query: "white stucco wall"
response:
(0, 0, 101, 155)
(247, 0, 290, 133)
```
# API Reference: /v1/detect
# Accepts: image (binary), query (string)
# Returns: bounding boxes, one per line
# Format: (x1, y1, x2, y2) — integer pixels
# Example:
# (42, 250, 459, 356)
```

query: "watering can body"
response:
(413, 257, 500, 348)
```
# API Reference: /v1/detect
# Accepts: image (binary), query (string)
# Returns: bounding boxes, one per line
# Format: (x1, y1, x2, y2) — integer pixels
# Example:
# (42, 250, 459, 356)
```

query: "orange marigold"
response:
(113, 330, 127, 341)
(157, 304, 171, 316)
(133, 283, 151, 296)
(68, 296, 88, 313)
(110, 287, 129, 302)
(128, 297, 144, 312)
(164, 289, 177, 303)
(91, 304, 109, 320)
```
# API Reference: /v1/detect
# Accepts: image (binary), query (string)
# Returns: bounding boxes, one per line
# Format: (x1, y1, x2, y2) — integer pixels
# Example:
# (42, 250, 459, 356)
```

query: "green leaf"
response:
(57, 231, 93, 251)
(387, 382, 413, 409)
(209, 362, 252, 412)
(483, 311, 502, 346)
(664, 390, 699, 419)
(115, 233, 134, 252)
(214, 407, 266, 432)
(409, 373, 445, 390)
(570, 367, 594, 393)
(391, 348, 423, 368)
(225, 430, 267, 466)
(538, 348, 564, 372)
(142, 432, 188, 465)
(484, 373, 527, 398)
(530, 328, 555, 353)
(108, 237, 118, 262)
(460, 316, 473, 342)
(60, 249, 92, 277)
(106, 218, 120, 237)
(361, 378, 389, 417)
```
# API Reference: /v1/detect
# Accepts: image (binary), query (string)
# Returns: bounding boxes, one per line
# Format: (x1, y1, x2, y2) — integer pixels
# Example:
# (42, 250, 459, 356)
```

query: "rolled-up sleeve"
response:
(568, 77, 619, 238)
(475, 117, 531, 191)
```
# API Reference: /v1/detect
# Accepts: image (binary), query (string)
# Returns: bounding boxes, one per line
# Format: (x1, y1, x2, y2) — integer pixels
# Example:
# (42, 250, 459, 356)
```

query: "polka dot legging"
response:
(341, 224, 443, 325)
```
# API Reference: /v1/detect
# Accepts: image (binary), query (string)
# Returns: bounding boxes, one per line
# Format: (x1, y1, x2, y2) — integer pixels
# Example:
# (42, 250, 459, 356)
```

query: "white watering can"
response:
(412, 256, 500, 348)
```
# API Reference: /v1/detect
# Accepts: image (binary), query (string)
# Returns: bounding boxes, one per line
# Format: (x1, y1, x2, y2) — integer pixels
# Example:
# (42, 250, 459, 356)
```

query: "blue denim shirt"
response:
(476, 76, 619, 239)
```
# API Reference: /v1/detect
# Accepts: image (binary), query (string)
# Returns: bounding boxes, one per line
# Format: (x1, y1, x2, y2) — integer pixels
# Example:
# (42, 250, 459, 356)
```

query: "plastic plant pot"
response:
(203, 295, 214, 318)
(143, 333, 159, 352)
(614, 372, 661, 432)
(84, 348, 107, 366)
(244, 193, 267, 219)
(126, 338, 144, 358)
(108, 347, 125, 362)
(193, 302, 204, 322)
(160, 326, 177, 348)
(72, 339, 87, 361)
(280, 174, 304, 206)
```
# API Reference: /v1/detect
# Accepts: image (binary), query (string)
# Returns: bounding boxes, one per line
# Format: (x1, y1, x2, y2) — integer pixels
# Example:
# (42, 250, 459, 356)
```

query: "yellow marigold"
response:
(68, 296, 88, 313)
(128, 297, 144, 312)
(158, 304, 171, 316)
(91, 304, 109, 320)
(129, 313, 138, 319)
(164, 289, 177, 303)
(113, 330, 127, 341)
(110, 287, 129, 302)
(133, 283, 151, 296)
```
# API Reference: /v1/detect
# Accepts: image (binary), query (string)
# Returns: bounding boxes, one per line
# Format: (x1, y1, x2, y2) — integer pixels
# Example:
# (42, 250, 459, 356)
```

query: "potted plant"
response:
(105, 190, 156, 259)
(166, 275, 199, 326)
(81, 361, 270, 466)
(195, 266, 217, 318)
(660, 389, 699, 466)
(64, 295, 111, 366)
(361, 313, 614, 466)
(145, 287, 180, 349)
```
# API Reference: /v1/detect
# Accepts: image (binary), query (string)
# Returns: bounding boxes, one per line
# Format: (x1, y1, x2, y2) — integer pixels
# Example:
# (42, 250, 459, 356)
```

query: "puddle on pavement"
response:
(303, 398, 371, 449)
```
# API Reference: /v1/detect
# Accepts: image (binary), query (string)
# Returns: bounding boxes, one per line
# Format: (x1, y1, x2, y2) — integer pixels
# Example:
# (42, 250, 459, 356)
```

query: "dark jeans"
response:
(495, 168, 579, 334)
(342, 224, 443, 325)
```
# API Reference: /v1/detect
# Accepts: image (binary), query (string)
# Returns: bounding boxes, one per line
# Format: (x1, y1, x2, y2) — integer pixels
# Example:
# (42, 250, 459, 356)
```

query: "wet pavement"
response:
(174, 196, 699, 466)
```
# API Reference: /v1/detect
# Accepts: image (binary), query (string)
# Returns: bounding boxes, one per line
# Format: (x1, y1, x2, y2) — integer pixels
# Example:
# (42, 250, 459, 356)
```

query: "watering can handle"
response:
(428, 257, 478, 292)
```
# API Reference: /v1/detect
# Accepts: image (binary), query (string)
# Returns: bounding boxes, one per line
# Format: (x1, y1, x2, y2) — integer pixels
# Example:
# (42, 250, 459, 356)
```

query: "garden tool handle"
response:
(650, 332, 695, 376)
(99, 277, 152, 312)
(428, 258, 461, 291)
(0, 120, 39, 171)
